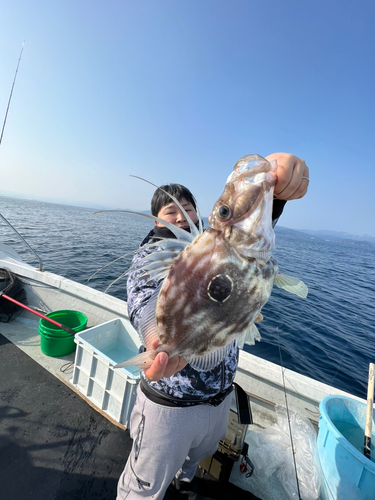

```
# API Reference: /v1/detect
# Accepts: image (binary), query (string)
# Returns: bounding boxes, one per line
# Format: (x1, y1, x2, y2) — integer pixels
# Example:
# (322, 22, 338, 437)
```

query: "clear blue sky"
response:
(1, 1, 374, 236)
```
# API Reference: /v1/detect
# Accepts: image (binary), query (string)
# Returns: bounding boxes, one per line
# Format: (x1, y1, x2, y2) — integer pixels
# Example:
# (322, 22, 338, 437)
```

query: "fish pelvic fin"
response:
(186, 341, 235, 372)
(114, 350, 157, 370)
(274, 273, 308, 298)
(237, 323, 261, 349)
(187, 323, 262, 371)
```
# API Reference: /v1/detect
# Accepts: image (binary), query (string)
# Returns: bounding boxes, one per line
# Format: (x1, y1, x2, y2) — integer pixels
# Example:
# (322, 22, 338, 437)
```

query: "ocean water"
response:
(0, 195, 374, 399)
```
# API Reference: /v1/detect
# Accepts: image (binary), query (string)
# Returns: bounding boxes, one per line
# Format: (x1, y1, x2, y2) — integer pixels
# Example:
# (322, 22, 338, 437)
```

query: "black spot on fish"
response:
(262, 263, 274, 280)
(207, 274, 233, 303)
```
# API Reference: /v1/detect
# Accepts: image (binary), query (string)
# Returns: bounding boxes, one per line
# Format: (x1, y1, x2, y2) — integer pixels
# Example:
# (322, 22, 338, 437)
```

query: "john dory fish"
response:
(112, 154, 308, 371)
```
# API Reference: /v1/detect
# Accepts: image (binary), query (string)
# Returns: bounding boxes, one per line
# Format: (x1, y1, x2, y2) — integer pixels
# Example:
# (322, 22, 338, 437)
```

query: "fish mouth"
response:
(209, 155, 277, 245)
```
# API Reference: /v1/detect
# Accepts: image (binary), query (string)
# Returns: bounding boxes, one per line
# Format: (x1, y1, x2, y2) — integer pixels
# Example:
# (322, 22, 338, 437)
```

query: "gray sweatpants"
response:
(117, 384, 232, 499)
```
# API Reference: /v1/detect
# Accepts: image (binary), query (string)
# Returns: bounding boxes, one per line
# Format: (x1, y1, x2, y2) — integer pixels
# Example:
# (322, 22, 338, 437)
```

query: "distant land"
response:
(299, 228, 375, 245)
(275, 226, 375, 246)
(1, 192, 374, 246)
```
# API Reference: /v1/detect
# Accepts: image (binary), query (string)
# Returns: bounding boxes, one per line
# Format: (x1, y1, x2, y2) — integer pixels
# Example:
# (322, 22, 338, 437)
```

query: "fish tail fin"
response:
(114, 350, 157, 370)
(274, 273, 308, 298)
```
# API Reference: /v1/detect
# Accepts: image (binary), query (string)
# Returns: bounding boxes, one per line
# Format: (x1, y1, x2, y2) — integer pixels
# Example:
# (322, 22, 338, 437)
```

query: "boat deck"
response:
(0, 332, 132, 500)
(0, 331, 259, 500)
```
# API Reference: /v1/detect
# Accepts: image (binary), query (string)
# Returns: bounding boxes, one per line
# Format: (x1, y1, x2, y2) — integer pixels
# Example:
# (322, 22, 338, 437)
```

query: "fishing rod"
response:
(0, 40, 25, 146)
(0, 213, 44, 271)
(0, 41, 43, 270)
(0, 268, 76, 334)
(1, 293, 76, 335)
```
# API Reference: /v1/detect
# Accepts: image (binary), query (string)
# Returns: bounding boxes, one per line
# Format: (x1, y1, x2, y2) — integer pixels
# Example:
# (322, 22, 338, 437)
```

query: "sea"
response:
(0, 195, 374, 400)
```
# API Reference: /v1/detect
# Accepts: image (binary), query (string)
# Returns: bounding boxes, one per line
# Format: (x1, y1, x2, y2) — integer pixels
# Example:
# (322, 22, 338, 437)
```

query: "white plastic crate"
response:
(71, 318, 141, 428)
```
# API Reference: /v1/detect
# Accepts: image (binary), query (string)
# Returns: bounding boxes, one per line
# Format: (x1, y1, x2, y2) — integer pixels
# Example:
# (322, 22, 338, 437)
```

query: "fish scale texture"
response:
(126, 227, 238, 399)
(126, 195, 286, 399)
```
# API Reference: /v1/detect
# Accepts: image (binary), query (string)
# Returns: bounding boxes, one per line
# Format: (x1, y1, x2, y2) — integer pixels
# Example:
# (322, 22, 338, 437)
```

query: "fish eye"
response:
(217, 205, 231, 220)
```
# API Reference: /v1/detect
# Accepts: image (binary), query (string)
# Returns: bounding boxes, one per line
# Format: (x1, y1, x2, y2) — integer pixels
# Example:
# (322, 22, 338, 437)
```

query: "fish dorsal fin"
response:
(145, 269, 170, 282)
(274, 273, 308, 298)
(195, 202, 204, 234)
(93, 209, 196, 244)
(127, 239, 189, 284)
(138, 284, 161, 348)
(130, 176, 203, 238)
(185, 341, 235, 372)
(237, 323, 261, 349)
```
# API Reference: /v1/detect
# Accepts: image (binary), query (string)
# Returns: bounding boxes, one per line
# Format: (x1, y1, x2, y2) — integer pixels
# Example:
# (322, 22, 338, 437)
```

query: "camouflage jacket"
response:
(126, 199, 286, 400)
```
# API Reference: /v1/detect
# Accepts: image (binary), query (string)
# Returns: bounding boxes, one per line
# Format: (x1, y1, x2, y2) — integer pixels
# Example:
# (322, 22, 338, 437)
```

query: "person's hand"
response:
(265, 153, 309, 200)
(143, 340, 188, 381)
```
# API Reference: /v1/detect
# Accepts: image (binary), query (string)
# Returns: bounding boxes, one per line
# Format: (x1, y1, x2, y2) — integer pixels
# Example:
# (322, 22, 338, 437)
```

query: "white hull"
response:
(0, 242, 368, 499)
(0, 242, 365, 421)
(0, 244, 361, 422)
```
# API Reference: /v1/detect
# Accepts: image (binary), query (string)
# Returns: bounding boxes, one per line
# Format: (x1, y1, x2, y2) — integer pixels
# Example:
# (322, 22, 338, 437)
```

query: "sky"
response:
(0, 1, 374, 236)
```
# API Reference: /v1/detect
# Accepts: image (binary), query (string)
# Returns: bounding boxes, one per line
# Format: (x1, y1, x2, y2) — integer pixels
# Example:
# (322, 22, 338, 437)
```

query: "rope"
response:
(0, 268, 16, 295)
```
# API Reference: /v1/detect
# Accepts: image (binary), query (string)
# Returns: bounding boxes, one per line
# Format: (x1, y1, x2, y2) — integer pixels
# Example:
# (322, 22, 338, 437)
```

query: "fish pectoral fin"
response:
(237, 323, 261, 349)
(255, 313, 263, 323)
(274, 273, 308, 299)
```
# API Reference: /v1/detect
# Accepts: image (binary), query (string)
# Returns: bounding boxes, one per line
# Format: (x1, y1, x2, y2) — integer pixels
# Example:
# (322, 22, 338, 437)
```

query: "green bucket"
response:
(38, 310, 88, 357)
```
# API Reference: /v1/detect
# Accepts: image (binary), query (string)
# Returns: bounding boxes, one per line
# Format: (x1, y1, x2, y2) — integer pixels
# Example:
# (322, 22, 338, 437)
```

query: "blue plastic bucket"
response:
(318, 395, 375, 500)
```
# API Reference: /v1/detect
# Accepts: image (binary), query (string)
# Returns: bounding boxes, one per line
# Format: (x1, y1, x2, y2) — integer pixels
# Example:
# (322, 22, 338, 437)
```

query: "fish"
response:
(111, 154, 308, 372)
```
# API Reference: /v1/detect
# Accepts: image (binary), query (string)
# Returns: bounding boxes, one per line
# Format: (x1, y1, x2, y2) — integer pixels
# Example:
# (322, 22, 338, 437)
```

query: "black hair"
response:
(151, 184, 197, 216)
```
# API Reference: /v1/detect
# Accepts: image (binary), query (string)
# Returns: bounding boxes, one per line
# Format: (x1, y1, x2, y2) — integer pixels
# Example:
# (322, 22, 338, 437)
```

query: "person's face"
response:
(156, 197, 198, 229)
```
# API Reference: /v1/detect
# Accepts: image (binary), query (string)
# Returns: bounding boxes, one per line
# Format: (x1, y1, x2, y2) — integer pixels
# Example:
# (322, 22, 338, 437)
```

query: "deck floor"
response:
(0, 332, 260, 500)
(0, 332, 133, 499)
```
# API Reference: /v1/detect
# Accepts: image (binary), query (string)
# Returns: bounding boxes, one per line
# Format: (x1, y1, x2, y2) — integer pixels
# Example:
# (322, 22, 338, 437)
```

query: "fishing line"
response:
(86, 250, 135, 283)
(0, 40, 25, 147)
(104, 270, 128, 293)
(327, 312, 371, 390)
(281, 371, 320, 417)
(0, 213, 44, 271)
(276, 328, 302, 500)
(17, 277, 56, 290)
(326, 339, 350, 387)
(86, 237, 169, 285)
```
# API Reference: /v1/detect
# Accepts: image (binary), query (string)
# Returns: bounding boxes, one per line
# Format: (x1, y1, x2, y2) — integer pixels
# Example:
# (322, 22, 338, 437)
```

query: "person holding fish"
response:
(116, 153, 309, 499)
